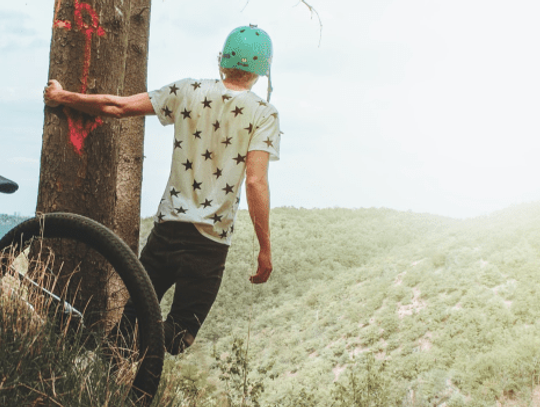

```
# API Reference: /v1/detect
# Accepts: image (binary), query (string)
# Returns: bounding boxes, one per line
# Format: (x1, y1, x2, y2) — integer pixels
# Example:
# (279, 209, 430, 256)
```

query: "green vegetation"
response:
(2, 202, 540, 406)
(154, 203, 540, 406)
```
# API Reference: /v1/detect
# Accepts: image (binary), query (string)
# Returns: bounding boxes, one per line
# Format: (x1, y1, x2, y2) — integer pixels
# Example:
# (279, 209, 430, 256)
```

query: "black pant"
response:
(122, 221, 229, 354)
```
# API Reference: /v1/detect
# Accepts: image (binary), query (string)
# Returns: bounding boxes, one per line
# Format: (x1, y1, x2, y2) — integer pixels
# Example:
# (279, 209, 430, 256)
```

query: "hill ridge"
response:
(149, 202, 540, 406)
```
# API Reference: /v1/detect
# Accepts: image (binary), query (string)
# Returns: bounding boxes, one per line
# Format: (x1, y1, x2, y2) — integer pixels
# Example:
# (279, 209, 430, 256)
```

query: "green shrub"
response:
(332, 352, 400, 406)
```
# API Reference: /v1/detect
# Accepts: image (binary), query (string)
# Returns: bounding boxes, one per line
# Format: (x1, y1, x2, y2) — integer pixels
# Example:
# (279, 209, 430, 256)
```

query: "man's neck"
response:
(222, 78, 256, 92)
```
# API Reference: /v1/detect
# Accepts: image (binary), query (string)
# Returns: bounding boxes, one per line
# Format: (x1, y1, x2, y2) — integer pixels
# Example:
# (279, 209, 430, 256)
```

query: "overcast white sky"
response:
(1, 0, 540, 219)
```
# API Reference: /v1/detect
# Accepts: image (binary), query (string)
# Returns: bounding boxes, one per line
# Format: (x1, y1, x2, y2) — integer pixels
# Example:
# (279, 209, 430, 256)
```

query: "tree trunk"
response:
(114, 0, 151, 256)
(107, 0, 151, 324)
(38, 0, 132, 325)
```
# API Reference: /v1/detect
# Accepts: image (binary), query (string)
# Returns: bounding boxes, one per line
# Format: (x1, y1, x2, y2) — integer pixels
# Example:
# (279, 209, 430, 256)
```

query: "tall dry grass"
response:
(0, 244, 180, 407)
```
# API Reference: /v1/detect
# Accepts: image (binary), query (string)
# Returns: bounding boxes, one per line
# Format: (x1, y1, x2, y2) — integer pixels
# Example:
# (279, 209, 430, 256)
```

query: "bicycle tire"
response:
(0, 212, 164, 405)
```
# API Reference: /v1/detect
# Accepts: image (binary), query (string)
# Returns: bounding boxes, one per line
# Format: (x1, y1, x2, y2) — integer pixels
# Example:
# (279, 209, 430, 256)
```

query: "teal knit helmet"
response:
(220, 25, 273, 77)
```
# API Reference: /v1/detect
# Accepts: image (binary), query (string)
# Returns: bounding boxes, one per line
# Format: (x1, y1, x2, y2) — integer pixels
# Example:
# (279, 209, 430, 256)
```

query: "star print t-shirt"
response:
(148, 78, 281, 245)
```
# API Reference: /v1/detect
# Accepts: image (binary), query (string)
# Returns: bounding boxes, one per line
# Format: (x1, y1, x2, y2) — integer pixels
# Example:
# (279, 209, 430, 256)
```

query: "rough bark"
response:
(38, 0, 132, 323)
(114, 0, 151, 256)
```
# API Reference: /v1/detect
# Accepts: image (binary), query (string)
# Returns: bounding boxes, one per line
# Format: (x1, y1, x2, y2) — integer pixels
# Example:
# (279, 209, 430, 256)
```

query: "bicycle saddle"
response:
(0, 175, 18, 194)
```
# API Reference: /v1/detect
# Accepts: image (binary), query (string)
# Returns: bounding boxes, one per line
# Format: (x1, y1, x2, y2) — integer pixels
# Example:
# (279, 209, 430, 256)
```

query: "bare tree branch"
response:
(299, 0, 323, 46)
(241, 0, 323, 46)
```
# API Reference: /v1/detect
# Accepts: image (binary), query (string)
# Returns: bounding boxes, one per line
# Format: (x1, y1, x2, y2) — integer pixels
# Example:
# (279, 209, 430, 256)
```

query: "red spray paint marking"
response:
(54, 0, 106, 154)
(64, 108, 103, 154)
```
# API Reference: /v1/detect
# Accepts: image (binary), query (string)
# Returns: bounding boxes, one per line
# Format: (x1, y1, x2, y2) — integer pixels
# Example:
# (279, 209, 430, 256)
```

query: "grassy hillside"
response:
(148, 203, 540, 406)
(2, 205, 539, 406)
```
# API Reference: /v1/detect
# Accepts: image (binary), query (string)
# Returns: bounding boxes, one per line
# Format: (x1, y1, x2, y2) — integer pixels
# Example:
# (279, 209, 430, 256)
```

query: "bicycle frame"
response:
(0, 175, 164, 404)
(8, 264, 85, 325)
(1, 175, 85, 329)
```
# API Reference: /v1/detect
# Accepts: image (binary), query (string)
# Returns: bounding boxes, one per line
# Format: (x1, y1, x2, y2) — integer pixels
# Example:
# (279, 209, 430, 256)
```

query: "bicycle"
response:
(0, 175, 164, 406)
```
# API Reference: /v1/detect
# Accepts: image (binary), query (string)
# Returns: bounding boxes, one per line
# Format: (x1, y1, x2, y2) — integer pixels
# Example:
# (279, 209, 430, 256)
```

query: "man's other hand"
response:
(44, 80, 62, 107)
(249, 250, 273, 284)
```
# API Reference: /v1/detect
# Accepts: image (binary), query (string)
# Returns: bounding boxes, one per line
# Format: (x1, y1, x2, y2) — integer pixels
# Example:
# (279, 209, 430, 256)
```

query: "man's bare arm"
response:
(245, 150, 273, 284)
(44, 79, 155, 118)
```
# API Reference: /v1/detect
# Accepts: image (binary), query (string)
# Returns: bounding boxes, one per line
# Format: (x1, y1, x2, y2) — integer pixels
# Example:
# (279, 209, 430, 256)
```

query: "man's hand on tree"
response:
(249, 250, 273, 284)
(44, 80, 63, 107)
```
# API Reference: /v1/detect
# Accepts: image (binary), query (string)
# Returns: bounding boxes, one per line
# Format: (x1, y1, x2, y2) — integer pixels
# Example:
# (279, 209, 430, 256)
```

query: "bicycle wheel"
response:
(0, 212, 164, 406)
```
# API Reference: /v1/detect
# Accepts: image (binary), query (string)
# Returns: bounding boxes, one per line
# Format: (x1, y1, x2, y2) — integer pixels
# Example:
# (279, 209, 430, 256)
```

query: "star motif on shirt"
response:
(157, 213, 165, 222)
(192, 180, 202, 190)
(230, 225, 234, 234)
(213, 120, 220, 131)
(174, 139, 183, 149)
(169, 84, 179, 95)
(236, 197, 240, 204)
(162, 106, 172, 118)
(213, 168, 223, 179)
(222, 184, 234, 194)
(244, 123, 253, 133)
(191, 81, 202, 90)
(258, 100, 267, 106)
(231, 106, 244, 117)
(175, 206, 187, 214)
(233, 154, 247, 165)
(221, 137, 232, 147)
(264, 137, 274, 148)
(192, 130, 202, 139)
(181, 108, 191, 119)
(211, 213, 223, 224)
(202, 97, 212, 108)
(182, 159, 193, 170)
(170, 187, 180, 197)
(201, 198, 213, 208)
(222, 94, 232, 102)
(271, 112, 278, 119)
(202, 150, 213, 160)
(219, 230, 228, 239)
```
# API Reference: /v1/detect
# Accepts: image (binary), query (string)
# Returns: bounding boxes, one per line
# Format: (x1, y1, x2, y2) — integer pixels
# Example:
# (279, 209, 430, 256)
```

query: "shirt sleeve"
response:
(148, 80, 187, 126)
(248, 106, 281, 161)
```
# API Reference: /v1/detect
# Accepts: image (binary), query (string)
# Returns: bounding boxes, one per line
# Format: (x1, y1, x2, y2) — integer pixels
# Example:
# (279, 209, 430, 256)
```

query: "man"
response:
(44, 25, 280, 354)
